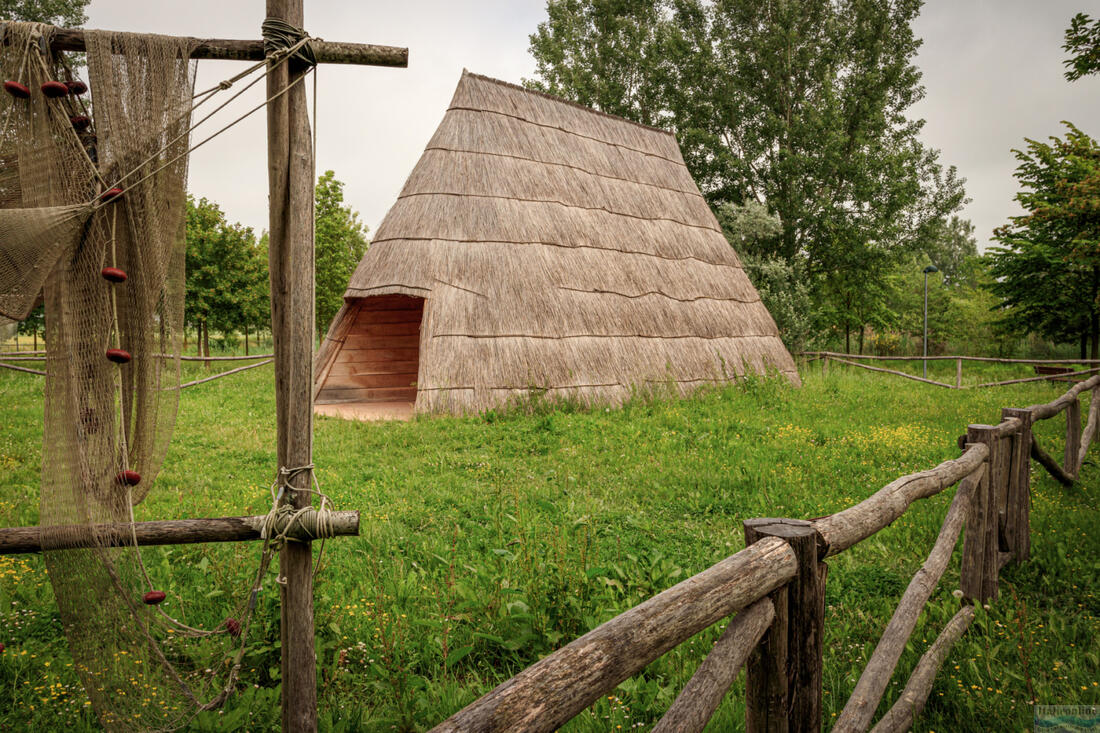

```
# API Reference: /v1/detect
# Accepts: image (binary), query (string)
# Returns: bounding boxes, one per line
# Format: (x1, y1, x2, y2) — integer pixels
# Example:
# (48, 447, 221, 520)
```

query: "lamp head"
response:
(923, 265, 939, 274)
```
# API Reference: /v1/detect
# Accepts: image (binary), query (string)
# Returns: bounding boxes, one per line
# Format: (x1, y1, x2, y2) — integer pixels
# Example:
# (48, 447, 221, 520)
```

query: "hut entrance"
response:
(314, 294, 424, 421)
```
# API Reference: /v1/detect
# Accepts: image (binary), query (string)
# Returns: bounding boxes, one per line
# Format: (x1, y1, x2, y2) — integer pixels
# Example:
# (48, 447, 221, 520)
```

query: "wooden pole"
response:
(960, 426, 1000, 602)
(1078, 386, 1100, 470)
(956, 357, 962, 389)
(28, 26, 409, 67)
(1001, 407, 1033, 562)
(1065, 398, 1082, 477)
(266, 1, 318, 729)
(743, 519, 825, 733)
(0, 511, 360, 554)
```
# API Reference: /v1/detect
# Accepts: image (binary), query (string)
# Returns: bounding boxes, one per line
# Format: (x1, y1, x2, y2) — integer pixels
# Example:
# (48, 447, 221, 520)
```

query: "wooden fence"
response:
(0, 352, 274, 387)
(802, 351, 1100, 389)
(431, 373, 1100, 732)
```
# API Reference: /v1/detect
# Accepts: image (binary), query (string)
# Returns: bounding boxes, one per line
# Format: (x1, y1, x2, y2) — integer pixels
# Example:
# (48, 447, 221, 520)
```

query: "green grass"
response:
(0, 360, 1097, 731)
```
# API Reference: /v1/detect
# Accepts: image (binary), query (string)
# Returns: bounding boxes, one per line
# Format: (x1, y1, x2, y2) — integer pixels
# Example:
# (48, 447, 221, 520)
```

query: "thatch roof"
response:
(317, 70, 799, 413)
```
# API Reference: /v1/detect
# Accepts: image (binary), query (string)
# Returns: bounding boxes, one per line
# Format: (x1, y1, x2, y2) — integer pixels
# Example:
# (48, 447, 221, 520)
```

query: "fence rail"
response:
(433, 373, 1100, 732)
(0, 354, 275, 387)
(802, 351, 1100, 390)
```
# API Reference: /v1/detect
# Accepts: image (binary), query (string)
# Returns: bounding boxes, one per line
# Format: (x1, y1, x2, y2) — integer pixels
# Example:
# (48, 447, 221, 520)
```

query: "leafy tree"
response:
(719, 201, 812, 351)
(987, 123, 1100, 359)
(1064, 12, 1100, 81)
(528, 0, 966, 348)
(16, 303, 44, 349)
(527, 0, 666, 126)
(314, 170, 369, 336)
(743, 254, 813, 353)
(185, 197, 267, 358)
(0, 0, 88, 26)
(921, 216, 978, 286)
(716, 200, 782, 259)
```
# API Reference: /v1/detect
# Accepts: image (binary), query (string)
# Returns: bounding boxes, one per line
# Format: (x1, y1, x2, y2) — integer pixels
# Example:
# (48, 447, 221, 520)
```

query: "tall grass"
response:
(0, 363, 1096, 731)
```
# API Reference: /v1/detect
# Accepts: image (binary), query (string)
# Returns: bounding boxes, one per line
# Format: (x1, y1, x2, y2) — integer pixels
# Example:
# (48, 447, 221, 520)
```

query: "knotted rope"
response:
(261, 18, 319, 66)
(264, 464, 337, 588)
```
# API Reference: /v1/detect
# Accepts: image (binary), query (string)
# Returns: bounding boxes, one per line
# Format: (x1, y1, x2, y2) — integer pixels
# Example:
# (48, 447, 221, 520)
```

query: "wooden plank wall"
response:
(315, 294, 424, 405)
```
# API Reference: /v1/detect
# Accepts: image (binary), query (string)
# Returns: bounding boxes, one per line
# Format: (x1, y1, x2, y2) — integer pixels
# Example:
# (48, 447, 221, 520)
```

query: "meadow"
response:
(0, 356, 1097, 731)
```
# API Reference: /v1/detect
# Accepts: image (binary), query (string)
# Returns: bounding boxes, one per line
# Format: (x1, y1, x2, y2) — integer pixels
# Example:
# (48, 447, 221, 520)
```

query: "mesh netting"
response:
(0, 21, 97, 325)
(0, 22, 240, 731)
(0, 203, 92, 323)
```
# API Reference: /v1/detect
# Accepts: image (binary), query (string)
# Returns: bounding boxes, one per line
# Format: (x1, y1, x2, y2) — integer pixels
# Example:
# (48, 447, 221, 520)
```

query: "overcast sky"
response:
(84, 0, 1100, 253)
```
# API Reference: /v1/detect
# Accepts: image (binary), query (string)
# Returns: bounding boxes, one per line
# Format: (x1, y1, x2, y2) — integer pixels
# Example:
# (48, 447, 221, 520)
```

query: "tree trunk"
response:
(858, 324, 865, 355)
(32, 329, 37, 350)
(202, 321, 210, 368)
(245, 326, 250, 356)
(844, 324, 851, 355)
(1082, 332, 1088, 361)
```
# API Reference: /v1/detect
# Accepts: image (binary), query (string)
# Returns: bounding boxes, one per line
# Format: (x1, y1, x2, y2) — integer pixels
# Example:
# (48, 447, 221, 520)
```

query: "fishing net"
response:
(1, 19, 323, 730)
(0, 22, 235, 731)
(0, 21, 96, 325)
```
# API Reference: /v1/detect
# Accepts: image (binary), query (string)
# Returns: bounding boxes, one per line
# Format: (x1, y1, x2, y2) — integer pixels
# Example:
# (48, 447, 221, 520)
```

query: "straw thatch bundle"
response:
(315, 71, 799, 415)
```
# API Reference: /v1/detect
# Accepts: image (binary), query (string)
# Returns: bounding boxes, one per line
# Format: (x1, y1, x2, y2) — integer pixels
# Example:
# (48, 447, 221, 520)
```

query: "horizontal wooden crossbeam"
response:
(0, 510, 359, 554)
(4, 26, 408, 67)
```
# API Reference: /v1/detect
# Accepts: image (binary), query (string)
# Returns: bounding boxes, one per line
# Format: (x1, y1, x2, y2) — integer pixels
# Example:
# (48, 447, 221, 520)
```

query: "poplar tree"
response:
(528, 0, 966, 346)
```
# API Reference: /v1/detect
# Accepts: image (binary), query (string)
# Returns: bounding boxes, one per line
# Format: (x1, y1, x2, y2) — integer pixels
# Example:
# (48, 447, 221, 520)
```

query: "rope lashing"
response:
(264, 464, 338, 543)
(261, 18, 318, 66)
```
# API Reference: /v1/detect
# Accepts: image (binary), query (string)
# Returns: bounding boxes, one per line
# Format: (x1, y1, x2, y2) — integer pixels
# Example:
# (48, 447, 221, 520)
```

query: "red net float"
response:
(224, 618, 241, 637)
(101, 266, 127, 283)
(70, 115, 91, 131)
(116, 470, 142, 486)
(99, 187, 124, 203)
(106, 348, 132, 364)
(65, 80, 87, 95)
(142, 591, 167, 605)
(40, 80, 69, 98)
(3, 81, 30, 99)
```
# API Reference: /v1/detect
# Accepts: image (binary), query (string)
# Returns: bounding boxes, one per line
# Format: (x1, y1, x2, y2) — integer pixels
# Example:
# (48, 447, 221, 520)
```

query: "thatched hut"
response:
(313, 71, 799, 419)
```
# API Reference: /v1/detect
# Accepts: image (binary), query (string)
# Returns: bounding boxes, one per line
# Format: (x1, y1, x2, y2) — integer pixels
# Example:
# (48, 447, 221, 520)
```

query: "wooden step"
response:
(351, 309, 424, 324)
(321, 372, 417, 390)
(334, 347, 419, 365)
(316, 385, 417, 404)
(341, 333, 420, 351)
(327, 360, 420, 378)
(352, 321, 421, 337)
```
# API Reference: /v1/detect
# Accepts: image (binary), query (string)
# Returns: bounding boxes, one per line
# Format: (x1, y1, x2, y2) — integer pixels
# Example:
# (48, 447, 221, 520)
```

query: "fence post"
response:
(960, 425, 1000, 602)
(744, 518, 825, 733)
(1065, 398, 1082, 478)
(822, 355, 829, 377)
(1001, 408, 1033, 563)
(956, 358, 962, 389)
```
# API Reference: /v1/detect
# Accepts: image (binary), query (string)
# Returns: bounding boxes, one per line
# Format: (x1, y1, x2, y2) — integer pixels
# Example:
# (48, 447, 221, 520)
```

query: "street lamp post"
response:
(923, 264, 939, 378)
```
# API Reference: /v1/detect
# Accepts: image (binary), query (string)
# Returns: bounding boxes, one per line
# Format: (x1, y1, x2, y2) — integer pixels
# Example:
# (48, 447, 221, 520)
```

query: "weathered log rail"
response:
(0, 353, 275, 387)
(0, 510, 360, 554)
(430, 372, 1098, 732)
(803, 351, 1100, 389)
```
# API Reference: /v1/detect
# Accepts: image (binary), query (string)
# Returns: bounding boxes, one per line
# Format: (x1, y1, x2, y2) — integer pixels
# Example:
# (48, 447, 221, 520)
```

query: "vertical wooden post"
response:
(744, 519, 825, 733)
(960, 426, 999, 602)
(1001, 408, 1032, 562)
(822, 355, 829, 377)
(266, 0, 318, 730)
(955, 358, 962, 389)
(1065, 398, 1082, 478)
